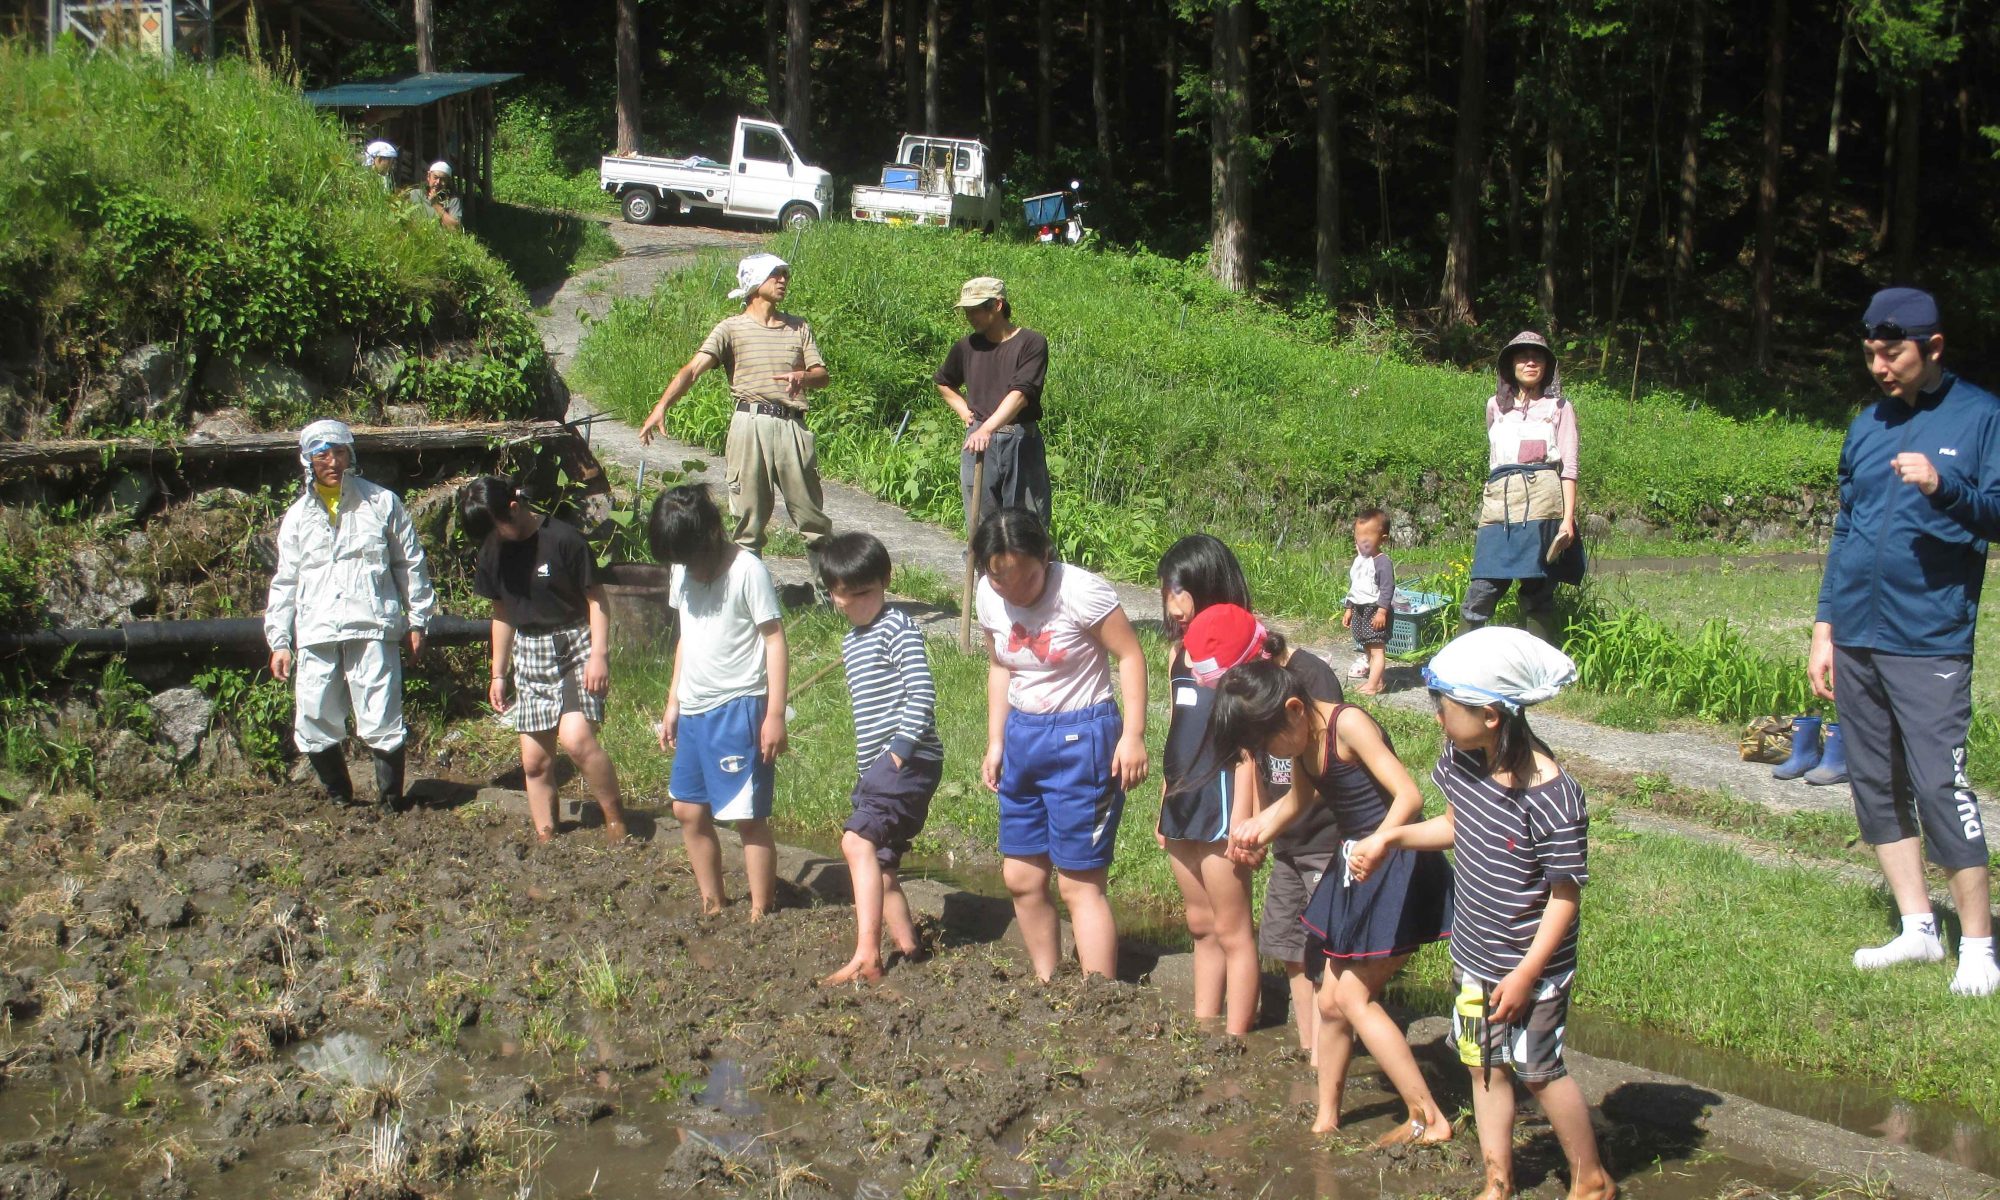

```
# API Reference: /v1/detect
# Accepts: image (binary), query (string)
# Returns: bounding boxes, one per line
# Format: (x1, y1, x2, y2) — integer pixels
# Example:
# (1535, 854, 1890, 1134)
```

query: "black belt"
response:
(737, 401, 804, 421)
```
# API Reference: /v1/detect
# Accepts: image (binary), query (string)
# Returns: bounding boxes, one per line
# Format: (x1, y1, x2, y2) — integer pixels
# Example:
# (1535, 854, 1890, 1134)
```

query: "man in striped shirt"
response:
(638, 253, 834, 558)
(817, 532, 944, 986)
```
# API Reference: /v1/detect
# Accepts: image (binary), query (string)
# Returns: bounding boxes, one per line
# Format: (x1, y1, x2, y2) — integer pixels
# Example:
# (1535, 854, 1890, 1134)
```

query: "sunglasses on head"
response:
(1862, 321, 1936, 343)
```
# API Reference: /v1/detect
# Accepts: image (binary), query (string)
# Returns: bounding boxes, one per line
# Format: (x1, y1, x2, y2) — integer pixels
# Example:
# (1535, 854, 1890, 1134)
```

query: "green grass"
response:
(571, 221, 1844, 621)
(470, 202, 619, 294)
(603, 618, 2000, 1120)
(0, 42, 548, 429)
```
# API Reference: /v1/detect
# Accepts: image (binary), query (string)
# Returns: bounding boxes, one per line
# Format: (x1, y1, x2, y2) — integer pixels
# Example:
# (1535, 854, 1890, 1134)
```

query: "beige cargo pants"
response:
(724, 409, 833, 553)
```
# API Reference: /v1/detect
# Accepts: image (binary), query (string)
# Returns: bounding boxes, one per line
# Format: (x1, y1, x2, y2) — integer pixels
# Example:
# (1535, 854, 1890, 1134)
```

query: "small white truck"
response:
(849, 134, 1003, 231)
(601, 117, 832, 229)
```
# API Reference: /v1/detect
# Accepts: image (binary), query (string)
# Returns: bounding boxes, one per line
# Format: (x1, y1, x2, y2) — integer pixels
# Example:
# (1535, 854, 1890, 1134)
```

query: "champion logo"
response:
(719, 755, 747, 773)
(536, 563, 551, 577)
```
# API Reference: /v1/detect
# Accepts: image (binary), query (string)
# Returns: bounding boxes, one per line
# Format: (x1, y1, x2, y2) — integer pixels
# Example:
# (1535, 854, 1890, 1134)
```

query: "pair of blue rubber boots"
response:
(1773, 715, 1849, 785)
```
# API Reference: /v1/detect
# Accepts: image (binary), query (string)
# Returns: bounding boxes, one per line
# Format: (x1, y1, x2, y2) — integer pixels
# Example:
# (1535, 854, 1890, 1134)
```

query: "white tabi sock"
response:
(1853, 913, 1944, 970)
(1951, 936, 2000, 997)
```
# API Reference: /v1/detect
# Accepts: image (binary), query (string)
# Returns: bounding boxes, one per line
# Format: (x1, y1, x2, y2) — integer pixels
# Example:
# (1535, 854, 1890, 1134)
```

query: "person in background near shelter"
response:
(1811, 287, 2000, 998)
(364, 140, 398, 190)
(460, 476, 627, 847)
(1461, 331, 1583, 642)
(637, 253, 834, 564)
(410, 160, 462, 231)
(265, 419, 436, 812)
(935, 277, 1053, 529)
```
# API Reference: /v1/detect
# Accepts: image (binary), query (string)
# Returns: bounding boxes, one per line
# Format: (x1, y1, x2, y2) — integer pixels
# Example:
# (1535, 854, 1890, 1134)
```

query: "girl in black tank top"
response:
(1211, 661, 1456, 1147)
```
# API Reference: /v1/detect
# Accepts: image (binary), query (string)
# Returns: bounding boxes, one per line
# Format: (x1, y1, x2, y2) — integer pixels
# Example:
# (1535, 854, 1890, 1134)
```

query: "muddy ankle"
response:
(534, 825, 556, 844)
(1475, 1176, 1513, 1200)
(1566, 1172, 1616, 1200)
(603, 820, 629, 845)
(1310, 1111, 1340, 1135)
(820, 958, 883, 987)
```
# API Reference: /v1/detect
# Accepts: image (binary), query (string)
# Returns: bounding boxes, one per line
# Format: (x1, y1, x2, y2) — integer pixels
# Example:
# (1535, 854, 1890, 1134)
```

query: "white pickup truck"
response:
(601, 117, 832, 230)
(850, 134, 1003, 231)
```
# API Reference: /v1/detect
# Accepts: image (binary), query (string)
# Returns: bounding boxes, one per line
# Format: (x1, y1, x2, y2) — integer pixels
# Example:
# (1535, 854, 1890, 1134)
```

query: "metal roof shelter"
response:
(304, 71, 521, 200)
(48, 0, 399, 61)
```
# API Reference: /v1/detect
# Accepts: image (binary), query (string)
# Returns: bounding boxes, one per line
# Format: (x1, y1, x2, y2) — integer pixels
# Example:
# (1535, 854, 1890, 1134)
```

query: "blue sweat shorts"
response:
(998, 700, 1126, 870)
(669, 694, 774, 822)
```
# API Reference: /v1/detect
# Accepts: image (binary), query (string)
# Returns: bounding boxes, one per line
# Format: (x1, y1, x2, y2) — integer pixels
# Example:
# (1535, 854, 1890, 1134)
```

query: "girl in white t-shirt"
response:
(974, 508, 1149, 981)
(648, 484, 790, 920)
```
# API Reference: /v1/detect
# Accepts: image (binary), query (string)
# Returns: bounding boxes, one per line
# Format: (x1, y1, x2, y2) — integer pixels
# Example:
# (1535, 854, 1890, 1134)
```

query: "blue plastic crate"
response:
(1022, 192, 1070, 225)
(881, 165, 920, 191)
(1386, 588, 1452, 656)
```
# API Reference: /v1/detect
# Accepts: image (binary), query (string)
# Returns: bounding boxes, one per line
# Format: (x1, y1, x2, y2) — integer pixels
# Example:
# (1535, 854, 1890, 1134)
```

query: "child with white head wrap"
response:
(1421, 626, 1576, 713)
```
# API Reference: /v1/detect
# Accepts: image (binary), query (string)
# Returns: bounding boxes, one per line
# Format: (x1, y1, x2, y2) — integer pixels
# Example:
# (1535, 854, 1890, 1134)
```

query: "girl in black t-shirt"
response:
(462, 477, 628, 846)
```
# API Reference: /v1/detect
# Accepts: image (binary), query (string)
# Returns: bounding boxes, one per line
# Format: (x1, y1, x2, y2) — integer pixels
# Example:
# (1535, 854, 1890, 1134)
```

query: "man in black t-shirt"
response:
(934, 277, 1052, 528)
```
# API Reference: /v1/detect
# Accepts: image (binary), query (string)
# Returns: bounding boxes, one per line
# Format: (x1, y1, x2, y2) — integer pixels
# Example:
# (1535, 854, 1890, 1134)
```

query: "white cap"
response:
(298, 418, 356, 466)
(364, 140, 397, 161)
(727, 253, 789, 301)
(1422, 626, 1577, 712)
(428, 160, 451, 177)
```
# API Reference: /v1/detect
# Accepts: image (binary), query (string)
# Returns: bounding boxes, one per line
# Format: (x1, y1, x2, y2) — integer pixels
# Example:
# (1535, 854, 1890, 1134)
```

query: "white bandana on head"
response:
(1423, 626, 1576, 713)
(298, 418, 357, 478)
(727, 253, 788, 301)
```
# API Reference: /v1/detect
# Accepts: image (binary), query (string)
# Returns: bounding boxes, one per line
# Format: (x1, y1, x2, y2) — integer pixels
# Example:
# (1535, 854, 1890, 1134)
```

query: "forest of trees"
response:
(24, 0, 2000, 398)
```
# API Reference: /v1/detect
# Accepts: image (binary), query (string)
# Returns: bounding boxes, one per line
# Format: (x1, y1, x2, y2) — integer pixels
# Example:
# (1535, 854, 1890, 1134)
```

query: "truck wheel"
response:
(779, 203, 816, 232)
(621, 189, 658, 225)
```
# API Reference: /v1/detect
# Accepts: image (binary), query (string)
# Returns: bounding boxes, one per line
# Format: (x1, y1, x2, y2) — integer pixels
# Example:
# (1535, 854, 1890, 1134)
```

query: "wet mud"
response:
(0, 776, 1829, 1198)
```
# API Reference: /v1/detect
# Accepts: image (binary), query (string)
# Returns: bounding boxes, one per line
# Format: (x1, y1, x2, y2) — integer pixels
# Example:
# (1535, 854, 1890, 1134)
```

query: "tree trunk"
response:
(1875, 90, 1896, 251)
(1752, 0, 1785, 370)
(413, 0, 433, 72)
(615, 0, 642, 155)
(1209, 0, 1253, 292)
(982, 14, 997, 146)
(1438, 0, 1486, 326)
(785, 0, 811, 138)
(1037, 0, 1054, 160)
(1090, 0, 1112, 169)
(1672, 0, 1704, 309)
(924, 0, 940, 134)
(905, 0, 923, 131)
(1812, 26, 1847, 289)
(879, 0, 893, 72)
(1891, 82, 1918, 281)
(1539, 124, 1562, 329)
(767, 0, 784, 115)
(1160, 4, 1177, 190)
(1315, 17, 1341, 301)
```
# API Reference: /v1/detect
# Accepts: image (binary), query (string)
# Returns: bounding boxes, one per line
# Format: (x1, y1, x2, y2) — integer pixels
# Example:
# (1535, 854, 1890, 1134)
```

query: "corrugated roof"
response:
(303, 72, 522, 108)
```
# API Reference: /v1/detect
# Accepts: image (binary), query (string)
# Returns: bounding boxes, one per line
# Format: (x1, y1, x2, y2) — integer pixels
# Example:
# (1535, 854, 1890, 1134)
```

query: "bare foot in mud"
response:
(748, 905, 769, 923)
(699, 896, 726, 917)
(1310, 1111, 1341, 1135)
(1374, 1113, 1454, 1147)
(1566, 1173, 1617, 1200)
(603, 820, 629, 846)
(535, 825, 556, 844)
(1474, 1177, 1513, 1200)
(819, 957, 883, 987)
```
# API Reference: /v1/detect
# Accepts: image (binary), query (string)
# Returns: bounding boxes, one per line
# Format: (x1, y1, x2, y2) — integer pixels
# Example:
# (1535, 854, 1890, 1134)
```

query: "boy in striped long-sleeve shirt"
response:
(818, 532, 945, 986)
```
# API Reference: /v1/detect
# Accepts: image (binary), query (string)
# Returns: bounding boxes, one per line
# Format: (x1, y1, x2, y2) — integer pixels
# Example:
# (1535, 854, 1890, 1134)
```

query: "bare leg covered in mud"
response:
(673, 800, 729, 914)
(739, 818, 776, 919)
(1285, 962, 1319, 1062)
(1006, 856, 1119, 980)
(558, 712, 628, 844)
(1166, 839, 1259, 1034)
(823, 830, 920, 986)
(1469, 1067, 1615, 1200)
(1316, 956, 1452, 1143)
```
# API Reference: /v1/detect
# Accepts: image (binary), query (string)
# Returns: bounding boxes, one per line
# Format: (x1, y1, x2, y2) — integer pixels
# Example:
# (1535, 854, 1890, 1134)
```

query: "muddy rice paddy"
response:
(0, 769, 1832, 1199)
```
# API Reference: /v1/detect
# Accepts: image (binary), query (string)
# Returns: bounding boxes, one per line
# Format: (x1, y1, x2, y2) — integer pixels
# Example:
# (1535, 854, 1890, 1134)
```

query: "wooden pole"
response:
(0, 420, 585, 474)
(958, 452, 985, 654)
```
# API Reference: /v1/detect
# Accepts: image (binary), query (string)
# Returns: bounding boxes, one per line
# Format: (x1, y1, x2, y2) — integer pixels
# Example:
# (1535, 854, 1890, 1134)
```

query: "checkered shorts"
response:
(508, 624, 605, 733)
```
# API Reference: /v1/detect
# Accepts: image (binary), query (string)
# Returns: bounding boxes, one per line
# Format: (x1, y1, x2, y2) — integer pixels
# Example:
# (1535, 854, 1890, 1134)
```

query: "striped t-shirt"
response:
(697, 312, 825, 410)
(840, 605, 943, 770)
(1433, 745, 1589, 988)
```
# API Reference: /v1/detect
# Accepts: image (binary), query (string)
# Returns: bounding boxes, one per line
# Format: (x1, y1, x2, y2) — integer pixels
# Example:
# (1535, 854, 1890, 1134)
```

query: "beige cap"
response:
(955, 276, 1006, 307)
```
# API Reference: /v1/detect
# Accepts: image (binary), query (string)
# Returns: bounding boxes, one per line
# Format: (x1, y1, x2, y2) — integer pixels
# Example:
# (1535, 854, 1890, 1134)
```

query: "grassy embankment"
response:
(583, 608, 2000, 1124)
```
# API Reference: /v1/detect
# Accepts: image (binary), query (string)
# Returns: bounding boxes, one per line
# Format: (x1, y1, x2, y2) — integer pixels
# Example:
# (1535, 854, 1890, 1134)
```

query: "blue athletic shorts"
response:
(669, 694, 774, 821)
(998, 700, 1126, 870)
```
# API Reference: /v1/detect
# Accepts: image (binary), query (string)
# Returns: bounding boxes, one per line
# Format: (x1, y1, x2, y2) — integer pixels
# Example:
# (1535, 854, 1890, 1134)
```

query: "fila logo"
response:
(1939, 447, 1960, 456)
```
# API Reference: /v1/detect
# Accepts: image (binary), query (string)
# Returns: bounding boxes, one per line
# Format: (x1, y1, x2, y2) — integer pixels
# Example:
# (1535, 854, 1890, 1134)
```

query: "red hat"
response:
(1183, 604, 1269, 686)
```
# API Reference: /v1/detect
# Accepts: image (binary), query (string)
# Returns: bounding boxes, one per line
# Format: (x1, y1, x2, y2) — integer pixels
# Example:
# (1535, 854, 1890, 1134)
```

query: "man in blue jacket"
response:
(1811, 287, 1999, 997)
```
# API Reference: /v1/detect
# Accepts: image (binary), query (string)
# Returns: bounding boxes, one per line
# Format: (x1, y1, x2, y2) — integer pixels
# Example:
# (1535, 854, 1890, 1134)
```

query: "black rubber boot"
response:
(306, 746, 354, 805)
(372, 745, 408, 812)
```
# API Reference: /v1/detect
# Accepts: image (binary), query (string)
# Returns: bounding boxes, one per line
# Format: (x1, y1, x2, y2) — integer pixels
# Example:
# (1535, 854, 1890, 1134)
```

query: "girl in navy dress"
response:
(1209, 612, 1453, 1145)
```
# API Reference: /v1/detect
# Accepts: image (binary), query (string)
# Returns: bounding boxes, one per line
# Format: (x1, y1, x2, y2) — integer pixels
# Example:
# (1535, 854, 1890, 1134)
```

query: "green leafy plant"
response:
(189, 665, 292, 773)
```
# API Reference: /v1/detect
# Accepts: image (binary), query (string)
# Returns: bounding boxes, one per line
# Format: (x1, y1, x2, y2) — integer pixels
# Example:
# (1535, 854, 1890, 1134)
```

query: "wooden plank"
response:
(0, 420, 584, 473)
